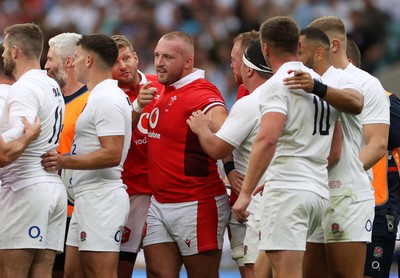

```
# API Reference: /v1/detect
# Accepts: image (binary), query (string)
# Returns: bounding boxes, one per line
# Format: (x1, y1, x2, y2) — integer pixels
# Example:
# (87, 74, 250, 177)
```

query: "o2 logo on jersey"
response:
(137, 112, 150, 135)
(149, 108, 159, 129)
(28, 226, 43, 242)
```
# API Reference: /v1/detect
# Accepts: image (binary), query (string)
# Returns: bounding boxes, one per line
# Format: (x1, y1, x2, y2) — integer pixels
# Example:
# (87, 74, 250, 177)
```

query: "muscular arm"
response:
(205, 105, 228, 132)
(42, 135, 124, 171)
(360, 123, 389, 170)
(0, 117, 41, 167)
(284, 70, 363, 114)
(322, 87, 363, 115)
(187, 109, 233, 159)
(327, 121, 342, 170)
(233, 112, 286, 222)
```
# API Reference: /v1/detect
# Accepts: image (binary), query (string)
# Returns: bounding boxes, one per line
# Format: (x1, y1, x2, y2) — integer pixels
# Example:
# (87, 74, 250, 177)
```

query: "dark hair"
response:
(300, 27, 330, 52)
(77, 34, 118, 68)
(4, 23, 43, 59)
(260, 16, 299, 55)
(346, 37, 361, 68)
(243, 41, 273, 77)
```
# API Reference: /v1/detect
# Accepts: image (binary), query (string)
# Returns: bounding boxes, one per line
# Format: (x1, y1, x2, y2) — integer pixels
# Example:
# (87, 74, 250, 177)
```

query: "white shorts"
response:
(0, 182, 67, 253)
(143, 194, 230, 256)
(259, 188, 328, 251)
(66, 187, 129, 252)
(120, 194, 151, 253)
(243, 212, 260, 264)
(227, 211, 246, 267)
(308, 195, 374, 243)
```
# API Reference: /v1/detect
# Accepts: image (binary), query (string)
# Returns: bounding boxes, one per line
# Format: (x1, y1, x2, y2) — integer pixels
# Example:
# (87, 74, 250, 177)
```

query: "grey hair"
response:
(48, 32, 82, 59)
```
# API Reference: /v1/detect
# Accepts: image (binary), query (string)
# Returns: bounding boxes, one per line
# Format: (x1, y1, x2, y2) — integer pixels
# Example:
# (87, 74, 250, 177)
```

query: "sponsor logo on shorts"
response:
(371, 261, 381, 271)
(28, 226, 42, 240)
(365, 219, 372, 232)
(114, 229, 121, 243)
(80, 231, 87, 242)
(185, 239, 191, 247)
(373, 246, 383, 259)
(121, 226, 131, 243)
(244, 245, 248, 256)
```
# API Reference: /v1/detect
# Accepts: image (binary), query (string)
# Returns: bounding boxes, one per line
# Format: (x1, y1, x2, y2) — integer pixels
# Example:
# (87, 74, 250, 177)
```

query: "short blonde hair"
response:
(309, 16, 347, 44)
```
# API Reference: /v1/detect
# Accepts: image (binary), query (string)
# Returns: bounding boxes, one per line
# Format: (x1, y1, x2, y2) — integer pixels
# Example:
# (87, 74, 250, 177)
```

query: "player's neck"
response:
(314, 61, 330, 76)
(62, 80, 85, 97)
(15, 60, 41, 80)
(331, 53, 350, 70)
(269, 54, 298, 73)
(86, 71, 112, 91)
(247, 77, 267, 93)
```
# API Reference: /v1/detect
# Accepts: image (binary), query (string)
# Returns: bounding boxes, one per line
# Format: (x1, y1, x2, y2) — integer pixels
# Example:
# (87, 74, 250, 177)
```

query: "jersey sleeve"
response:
(259, 79, 288, 117)
(190, 81, 226, 114)
(1, 84, 39, 142)
(361, 78, 390, 125)
(92, 93, 130, 137)
(216, 97, 257, 148)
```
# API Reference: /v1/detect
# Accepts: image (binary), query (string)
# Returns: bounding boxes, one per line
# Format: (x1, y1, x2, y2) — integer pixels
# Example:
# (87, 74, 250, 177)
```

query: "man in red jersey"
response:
(111, 34, 162, 278)
(230, 31, 259, 101)
(143, 31, 230, 278)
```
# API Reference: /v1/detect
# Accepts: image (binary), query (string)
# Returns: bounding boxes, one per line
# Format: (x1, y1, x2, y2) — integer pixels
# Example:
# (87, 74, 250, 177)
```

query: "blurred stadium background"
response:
(1, 0, 399, 108)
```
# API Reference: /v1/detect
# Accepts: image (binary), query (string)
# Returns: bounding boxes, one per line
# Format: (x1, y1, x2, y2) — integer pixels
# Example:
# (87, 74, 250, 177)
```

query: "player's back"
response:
(0, 69, 65, 190)
(260, 61, 337, 198)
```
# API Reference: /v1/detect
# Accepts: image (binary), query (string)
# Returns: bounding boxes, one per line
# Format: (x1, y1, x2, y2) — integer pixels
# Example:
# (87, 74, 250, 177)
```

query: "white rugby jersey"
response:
(71, 79, 132, 197)
(216, 89, 265, 216)
(0, 70, 65, 190)
(259, 61, 338, 199)
(323, 66, 373, 201)
(0, 84, 10, 184)
(344, 63, 390, 180)
(0, 84, 10, 113)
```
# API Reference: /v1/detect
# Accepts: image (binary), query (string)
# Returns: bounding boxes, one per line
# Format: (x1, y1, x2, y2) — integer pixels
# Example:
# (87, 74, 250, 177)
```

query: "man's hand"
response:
(186, 110, 212, 134)
(137, 81, 158, 108)
(23, 116, 41, 141)
(41, 151, 66, 172)
(226, 170, 244, 195)
(283, 69, 314, 92)
(253, 183, 265, 196)
(232, 192, 251, 223)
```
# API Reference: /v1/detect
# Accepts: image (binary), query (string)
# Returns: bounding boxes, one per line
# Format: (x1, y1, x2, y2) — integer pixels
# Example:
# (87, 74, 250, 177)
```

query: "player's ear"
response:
(331, 39, 340, 54)
(184, 56, 193, 70)
(86, 54, 93, 68)
(65, 56, 74, 68)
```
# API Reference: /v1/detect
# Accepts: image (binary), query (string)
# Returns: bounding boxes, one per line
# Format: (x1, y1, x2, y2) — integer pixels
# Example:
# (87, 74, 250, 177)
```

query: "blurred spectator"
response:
(0, 0, 397, 107)
(349, 0, 388, 72)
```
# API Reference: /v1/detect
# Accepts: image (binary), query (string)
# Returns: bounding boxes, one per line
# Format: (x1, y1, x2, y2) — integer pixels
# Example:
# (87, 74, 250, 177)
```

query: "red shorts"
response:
(143, 194, 229, 256)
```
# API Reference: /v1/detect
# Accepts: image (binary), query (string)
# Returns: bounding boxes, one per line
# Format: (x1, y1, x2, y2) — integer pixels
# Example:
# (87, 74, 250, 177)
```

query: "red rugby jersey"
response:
(122, 73, 164, 196)
(235, 84, 250, 101)
(148, 71, 227, 203)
